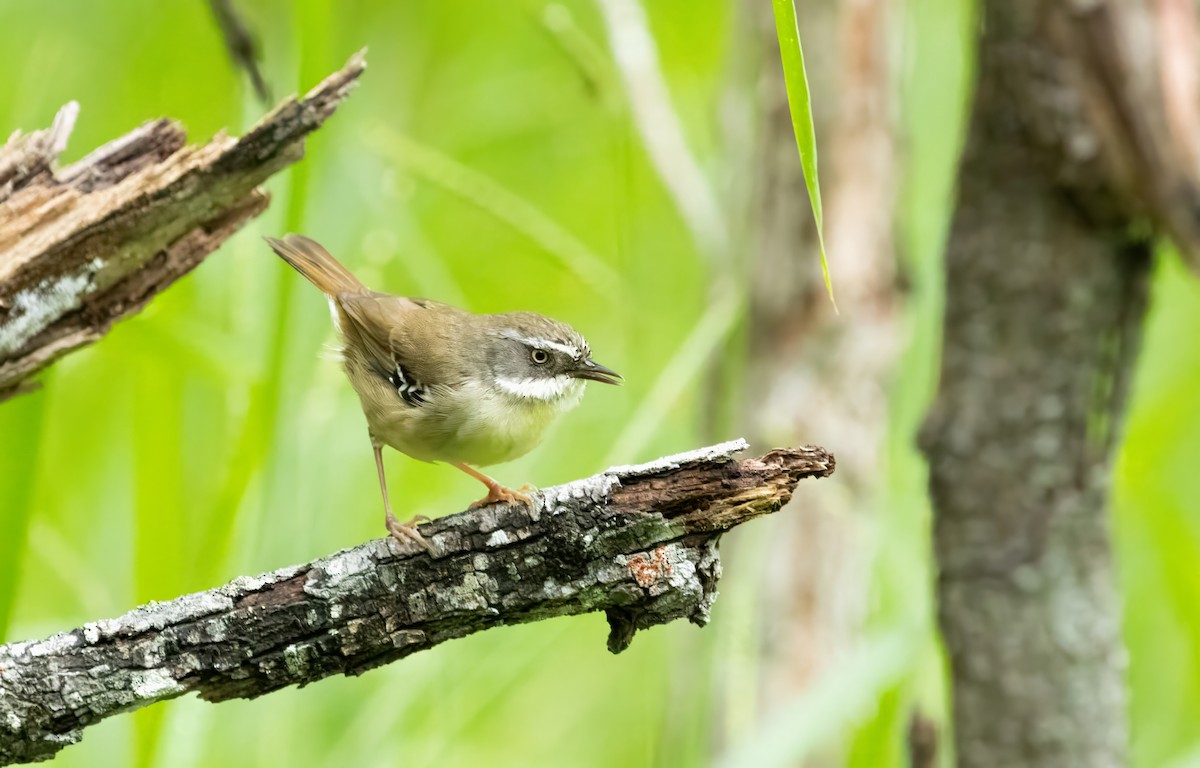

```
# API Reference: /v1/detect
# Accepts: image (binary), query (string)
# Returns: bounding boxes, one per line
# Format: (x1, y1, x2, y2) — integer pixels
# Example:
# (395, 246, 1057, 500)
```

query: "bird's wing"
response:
(336, 292, 472, 390)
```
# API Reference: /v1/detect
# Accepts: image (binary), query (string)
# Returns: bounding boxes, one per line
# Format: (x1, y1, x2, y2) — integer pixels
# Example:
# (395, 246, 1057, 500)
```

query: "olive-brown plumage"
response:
(265, 234, 620, 551)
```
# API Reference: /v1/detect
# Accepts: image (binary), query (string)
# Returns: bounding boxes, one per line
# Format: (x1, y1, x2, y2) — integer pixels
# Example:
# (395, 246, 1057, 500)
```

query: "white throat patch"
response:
(495, 374, 582, 402)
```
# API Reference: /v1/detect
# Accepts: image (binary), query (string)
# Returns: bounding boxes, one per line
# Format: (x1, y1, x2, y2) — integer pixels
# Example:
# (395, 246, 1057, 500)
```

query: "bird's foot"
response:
(386, 511, 435, 554)
(469, 483, 532, 509)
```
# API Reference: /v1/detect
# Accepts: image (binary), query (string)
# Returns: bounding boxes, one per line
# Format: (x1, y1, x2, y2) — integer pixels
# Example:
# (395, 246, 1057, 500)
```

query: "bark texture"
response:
(918, 2, 1200, 765)
(0, 51, 365, 401)
(0, 441, 833, 766)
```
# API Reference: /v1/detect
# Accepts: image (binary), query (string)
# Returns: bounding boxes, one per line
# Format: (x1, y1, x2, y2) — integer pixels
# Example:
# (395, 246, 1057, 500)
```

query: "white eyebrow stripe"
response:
(498, 330, 581, 358)
(495, 375, 576, 400)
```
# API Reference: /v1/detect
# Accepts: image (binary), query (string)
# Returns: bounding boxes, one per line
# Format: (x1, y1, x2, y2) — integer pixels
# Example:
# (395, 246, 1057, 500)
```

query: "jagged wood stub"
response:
(0, 441, 834, 766)
(0, 51, 366, 402)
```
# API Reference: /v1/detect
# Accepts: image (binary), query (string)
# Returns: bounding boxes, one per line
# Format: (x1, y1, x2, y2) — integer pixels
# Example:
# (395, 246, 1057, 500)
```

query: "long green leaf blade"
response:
(771, 0, 836, 309)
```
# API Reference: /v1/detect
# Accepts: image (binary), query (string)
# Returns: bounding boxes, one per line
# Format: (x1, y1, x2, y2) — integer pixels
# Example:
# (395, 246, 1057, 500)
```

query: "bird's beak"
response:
(571, 359, 622, 385)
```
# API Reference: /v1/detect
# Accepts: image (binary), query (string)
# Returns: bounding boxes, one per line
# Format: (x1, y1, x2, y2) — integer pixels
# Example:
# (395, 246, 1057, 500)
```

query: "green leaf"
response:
(771, 0, 836, 309)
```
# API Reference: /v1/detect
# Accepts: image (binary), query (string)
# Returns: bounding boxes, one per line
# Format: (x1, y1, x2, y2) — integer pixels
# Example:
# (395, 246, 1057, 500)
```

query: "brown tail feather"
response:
(264, 234, 365, 295)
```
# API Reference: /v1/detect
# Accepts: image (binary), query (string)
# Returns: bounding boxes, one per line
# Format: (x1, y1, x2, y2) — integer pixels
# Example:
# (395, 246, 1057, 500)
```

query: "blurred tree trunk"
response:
(741, 0, 902, 749)
(920, 2, 1183, 765)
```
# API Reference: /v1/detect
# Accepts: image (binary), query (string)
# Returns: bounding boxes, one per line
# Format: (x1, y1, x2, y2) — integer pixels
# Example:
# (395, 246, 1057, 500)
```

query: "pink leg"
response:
(374, 441, 434, 554)
(452, 463, 533, 508)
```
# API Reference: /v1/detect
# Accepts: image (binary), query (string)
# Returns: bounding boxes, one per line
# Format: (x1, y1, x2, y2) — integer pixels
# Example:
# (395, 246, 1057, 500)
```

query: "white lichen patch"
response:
(130, 668, 183, 699)
(538, 577, 574, 599)
(283, 643, 314, 677)
(95, 590, 232, 639)
(199, 617, 228, 643)
(0, 258, 105, 357)
(539, 473, 618, 515)
(305, 547, 377, 598)
(475, 508, 500, 534)
(485, 529, 512, 547)
(135, 635, 168, 666)
(432, 572, 492, 612)
(604, 439, 748, 477)
(25, 630, 82, 657)
(662, 546, 697, 590)
(315, 547, 375, 580)
(428, 531, 460, 554)
(46, 730, 83, 746)
(224, 564, 304, 596)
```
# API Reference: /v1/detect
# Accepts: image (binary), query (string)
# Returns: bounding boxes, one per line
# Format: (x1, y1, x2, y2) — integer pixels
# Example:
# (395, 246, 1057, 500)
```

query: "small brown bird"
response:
(265, 234, 621, 551)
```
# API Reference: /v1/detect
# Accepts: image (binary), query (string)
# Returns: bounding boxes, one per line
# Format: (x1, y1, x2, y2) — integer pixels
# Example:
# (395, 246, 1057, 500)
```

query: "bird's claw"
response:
(385, 512, 436, 555)
(469, 484, 533, 509)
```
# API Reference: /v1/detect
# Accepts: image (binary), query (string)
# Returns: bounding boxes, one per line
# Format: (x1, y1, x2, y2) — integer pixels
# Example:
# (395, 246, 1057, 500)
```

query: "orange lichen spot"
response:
(628, 546, 673, 588)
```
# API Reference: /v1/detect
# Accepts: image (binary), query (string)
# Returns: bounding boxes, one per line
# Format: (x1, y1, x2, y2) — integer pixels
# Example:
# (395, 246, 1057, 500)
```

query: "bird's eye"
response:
(530, 349, 549, 365)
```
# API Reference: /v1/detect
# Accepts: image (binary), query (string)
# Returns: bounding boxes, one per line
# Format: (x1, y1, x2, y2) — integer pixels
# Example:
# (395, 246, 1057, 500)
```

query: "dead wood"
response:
(0, 51, 366, 401)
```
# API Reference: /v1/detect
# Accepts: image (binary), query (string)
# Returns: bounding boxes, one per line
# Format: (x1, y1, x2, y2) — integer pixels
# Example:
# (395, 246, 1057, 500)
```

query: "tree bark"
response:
(919, 2, 1193, 765)
(0, 441, 833, 766)
(0, 52, 365, 401)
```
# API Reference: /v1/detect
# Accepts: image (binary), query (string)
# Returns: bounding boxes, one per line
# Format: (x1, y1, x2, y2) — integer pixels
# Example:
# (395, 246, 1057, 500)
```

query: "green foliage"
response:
(2, 0, 1200, 766)
(1116, 250, 1200, 768)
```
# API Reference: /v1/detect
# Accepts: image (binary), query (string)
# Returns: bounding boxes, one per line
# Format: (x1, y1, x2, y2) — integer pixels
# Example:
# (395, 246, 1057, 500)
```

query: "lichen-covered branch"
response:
(0, 441, 833, 766)
(0, 51, 366, 401)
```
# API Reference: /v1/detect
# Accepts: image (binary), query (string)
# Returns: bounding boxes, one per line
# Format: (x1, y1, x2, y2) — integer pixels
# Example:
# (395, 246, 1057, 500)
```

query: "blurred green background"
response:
(2, 1, 1199, 766)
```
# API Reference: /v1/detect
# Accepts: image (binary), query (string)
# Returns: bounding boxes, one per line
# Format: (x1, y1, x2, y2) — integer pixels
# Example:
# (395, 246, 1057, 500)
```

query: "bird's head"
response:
(483, 312, 621, 402)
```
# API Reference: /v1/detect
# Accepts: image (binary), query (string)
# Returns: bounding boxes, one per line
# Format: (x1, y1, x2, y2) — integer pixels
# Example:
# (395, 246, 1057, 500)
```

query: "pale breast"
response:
(358, 376, 583, 467)
(446, 380, 581, 466)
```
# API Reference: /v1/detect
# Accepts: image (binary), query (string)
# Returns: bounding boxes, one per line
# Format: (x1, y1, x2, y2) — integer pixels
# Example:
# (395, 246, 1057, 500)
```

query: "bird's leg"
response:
(374, 441, 434, 554)
(453, 463, 533, 508)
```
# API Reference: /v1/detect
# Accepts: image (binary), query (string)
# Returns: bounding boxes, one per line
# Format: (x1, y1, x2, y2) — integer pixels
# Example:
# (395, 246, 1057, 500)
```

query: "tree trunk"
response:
(922, 3, 1157, 766)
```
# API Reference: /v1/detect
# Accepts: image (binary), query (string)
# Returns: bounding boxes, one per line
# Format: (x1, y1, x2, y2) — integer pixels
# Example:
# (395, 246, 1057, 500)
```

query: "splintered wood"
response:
(0, 51, 366, 401)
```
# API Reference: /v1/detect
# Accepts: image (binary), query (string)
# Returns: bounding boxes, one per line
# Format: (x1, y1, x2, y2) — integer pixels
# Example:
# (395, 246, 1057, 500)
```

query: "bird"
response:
(264, 234, 621, 552)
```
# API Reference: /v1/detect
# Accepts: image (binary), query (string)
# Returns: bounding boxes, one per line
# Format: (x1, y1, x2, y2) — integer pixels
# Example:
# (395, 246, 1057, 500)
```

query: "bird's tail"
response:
(264, 234, 366, 295)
